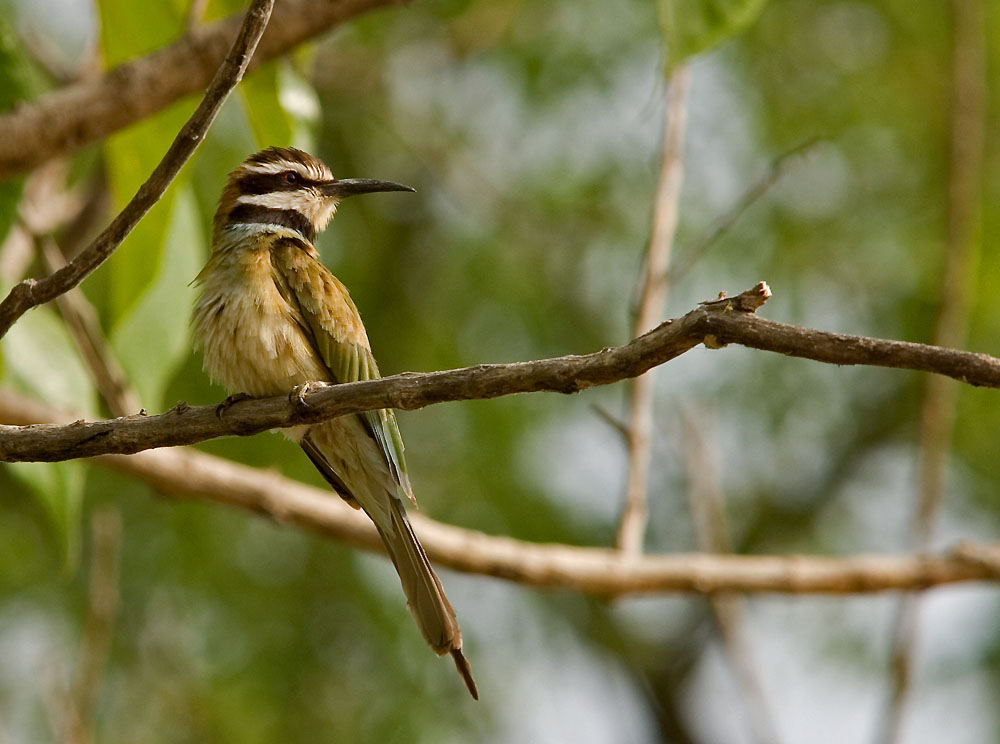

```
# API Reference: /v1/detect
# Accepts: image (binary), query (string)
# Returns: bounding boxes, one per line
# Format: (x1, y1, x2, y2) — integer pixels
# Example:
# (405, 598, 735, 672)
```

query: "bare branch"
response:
(617, 64, 689, 555)
(4, 283, 1000, 463)
(2, 383, 998, 595)
(98, 457, 1000, 595)
(0, 284, 765, 461)
(0, 0, 410, 182)
(0, 0, 276, 339)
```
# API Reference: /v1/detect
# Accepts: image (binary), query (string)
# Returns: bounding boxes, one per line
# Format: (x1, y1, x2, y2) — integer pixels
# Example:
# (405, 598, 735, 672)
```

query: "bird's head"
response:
(213, 146, 414, 246)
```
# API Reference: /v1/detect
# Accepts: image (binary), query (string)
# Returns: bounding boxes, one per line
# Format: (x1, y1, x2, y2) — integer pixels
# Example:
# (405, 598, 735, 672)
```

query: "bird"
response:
(191, 146, 477, 699)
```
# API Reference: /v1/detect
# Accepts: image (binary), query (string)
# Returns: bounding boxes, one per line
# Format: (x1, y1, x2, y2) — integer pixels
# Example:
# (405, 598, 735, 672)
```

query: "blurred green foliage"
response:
(0, 0, 998, 742)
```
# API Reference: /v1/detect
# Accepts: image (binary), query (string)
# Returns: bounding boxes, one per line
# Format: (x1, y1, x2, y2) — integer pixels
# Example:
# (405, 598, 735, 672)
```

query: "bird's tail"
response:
(375, 497, 479, 700)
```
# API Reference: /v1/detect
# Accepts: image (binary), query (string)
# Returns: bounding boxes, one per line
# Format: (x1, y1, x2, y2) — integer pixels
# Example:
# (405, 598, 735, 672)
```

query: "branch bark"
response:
(0, 0, 276, 339)
(0, 0, 409, 182)
(0, 385, 997, 596)
(4, 283, 1000, 463)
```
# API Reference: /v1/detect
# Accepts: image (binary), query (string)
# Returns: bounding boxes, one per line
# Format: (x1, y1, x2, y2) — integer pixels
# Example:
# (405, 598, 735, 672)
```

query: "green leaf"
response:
(110, 184, 205, 409)
(97, 100, 194, 323)
(96, 0, 184, 66)
(659, 0, 769, 68)
(203, 0, 249, 22)
(240, 62, 295, 149)
(240, 60, 321, 151)
(93, 0, 190, 321)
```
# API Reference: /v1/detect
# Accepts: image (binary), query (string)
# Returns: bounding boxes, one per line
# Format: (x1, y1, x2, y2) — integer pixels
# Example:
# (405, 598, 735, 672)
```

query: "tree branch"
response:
(0, 0, 410, 182)
(0, 0, 275, 339)
(0, 386, 997, 596)
(617, 63, 689, 555)
(4, 283, 1000, 462)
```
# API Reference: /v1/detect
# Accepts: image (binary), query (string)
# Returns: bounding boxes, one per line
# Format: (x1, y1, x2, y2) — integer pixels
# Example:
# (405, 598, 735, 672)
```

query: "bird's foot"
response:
(289, 381, 319, 414)
(216, 392, 253, 419)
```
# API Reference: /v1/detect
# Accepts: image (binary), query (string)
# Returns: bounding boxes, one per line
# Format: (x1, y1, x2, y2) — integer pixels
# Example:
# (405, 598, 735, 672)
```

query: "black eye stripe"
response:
(227, 204, 316, 243)
(236, 170, 314, 195)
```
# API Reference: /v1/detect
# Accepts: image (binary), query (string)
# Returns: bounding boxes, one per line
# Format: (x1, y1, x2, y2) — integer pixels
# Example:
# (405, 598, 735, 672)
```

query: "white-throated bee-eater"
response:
(192, 147, 477, 699)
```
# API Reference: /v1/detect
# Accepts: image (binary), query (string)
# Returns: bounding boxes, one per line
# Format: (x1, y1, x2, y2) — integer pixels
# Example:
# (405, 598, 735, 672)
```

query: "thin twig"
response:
(590, 403, 631, 441)
(617, 64, 689, 555)
(670, 139, 819, 285)
(8, 282, 1000, 462)
(879, 2, 986, 742)
(0, 0, 276, 339)
(0, 0, 410, 181)
(18, 161, 86, 235)
(682, 409, 783, 744)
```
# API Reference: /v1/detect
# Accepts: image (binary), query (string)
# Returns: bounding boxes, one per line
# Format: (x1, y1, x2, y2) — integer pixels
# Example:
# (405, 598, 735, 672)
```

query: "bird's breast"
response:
(192, 244, 329, 397)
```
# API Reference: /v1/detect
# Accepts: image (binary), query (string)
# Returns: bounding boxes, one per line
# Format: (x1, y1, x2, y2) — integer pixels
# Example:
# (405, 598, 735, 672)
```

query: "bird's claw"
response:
(216, 392, 252, 419)
(289, 381, 317, 414)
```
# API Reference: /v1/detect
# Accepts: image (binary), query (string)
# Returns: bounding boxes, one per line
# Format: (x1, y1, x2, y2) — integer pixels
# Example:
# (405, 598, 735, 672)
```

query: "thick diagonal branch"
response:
(0, 0, 275, 339)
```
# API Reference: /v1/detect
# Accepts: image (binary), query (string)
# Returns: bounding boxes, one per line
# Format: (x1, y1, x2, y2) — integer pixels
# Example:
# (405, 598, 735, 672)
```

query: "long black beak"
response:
(322, 178, 415, 198)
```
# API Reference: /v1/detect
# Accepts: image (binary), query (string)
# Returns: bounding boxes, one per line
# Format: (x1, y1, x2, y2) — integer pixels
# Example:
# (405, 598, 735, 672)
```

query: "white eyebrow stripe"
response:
(242, 161, 308, 176)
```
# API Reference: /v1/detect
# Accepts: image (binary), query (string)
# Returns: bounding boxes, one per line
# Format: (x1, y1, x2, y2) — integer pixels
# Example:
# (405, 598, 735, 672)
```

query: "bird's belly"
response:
(194, 286, 329, 398)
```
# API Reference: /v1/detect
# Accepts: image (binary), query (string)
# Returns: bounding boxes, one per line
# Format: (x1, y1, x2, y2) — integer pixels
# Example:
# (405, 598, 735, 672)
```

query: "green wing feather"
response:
(270, 238, 413, 500)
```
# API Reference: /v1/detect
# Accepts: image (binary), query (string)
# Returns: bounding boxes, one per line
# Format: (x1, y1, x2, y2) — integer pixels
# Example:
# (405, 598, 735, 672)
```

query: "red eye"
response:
(282, 171, 298, 184)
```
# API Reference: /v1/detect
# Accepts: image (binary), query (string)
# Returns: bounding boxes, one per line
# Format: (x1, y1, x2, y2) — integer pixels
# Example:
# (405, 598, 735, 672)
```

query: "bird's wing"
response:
(269, 237, 414, 502)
